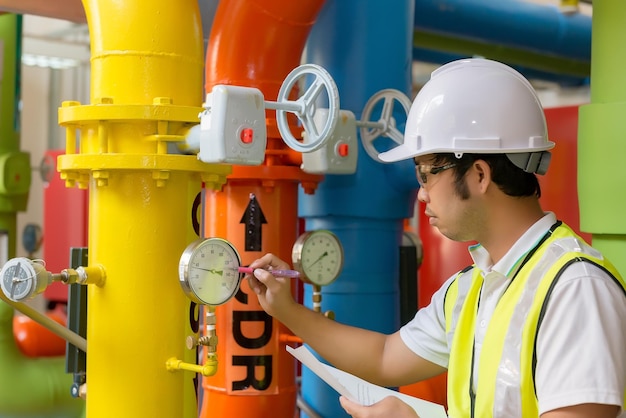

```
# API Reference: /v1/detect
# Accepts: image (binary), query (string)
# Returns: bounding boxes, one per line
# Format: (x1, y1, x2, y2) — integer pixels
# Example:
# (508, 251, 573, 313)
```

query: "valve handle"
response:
(359, 89, 412, 163)
(272, 64, 340, 153)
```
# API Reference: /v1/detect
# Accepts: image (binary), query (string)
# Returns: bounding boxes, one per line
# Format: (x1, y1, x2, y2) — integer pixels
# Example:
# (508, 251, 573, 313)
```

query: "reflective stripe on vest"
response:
(444, 223, 626, 418)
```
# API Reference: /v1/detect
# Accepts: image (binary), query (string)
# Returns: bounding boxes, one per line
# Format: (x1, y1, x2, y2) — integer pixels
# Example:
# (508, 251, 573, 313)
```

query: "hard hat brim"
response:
(378, 143, 418, 163)
(378, 140, 556, 164)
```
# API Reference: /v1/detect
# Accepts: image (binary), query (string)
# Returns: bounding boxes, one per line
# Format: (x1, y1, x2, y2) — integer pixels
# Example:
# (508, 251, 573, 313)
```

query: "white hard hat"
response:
(378, 58, 555, 174)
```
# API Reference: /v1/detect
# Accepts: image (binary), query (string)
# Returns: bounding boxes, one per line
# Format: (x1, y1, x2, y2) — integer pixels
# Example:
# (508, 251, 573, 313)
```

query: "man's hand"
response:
(339, 396, 419, 418)
(244, 253, 299, 320)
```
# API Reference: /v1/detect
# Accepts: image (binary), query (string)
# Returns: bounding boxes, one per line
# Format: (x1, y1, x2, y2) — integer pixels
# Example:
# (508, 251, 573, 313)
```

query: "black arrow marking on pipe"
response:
(240, 193, 267, 252)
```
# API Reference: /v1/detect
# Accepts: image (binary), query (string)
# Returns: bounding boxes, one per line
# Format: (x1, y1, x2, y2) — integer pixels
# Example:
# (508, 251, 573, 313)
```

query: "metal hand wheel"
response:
(358, 89, 412, 162)
(266, 64, 340, 153)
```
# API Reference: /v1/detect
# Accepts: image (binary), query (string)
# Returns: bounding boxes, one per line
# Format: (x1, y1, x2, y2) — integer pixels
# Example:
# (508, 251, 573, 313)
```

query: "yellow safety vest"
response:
(444, 222, 626, 418)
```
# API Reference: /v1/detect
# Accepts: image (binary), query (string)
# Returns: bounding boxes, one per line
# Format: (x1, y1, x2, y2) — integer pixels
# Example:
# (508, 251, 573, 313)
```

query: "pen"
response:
(238, 266, 301, 278)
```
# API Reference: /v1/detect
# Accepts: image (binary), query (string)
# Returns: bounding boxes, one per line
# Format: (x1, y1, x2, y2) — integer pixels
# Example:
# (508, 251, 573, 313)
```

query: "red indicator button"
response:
(240, 128, 254, 144)
(337, 143, 349, 157)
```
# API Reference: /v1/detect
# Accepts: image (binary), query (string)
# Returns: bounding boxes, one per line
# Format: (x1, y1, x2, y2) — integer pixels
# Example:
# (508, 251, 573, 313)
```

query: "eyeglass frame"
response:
(415, 162, 457, 188)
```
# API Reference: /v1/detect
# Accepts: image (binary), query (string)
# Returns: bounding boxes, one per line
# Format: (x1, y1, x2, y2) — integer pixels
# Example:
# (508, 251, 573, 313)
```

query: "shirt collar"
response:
(468, 212, 557, 277)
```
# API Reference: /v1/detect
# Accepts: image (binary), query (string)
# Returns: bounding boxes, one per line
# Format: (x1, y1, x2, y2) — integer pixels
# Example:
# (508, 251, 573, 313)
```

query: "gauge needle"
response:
(194, 266, 224, 275)
(307, 251, 328, 269)
(10, 261, 22, 299)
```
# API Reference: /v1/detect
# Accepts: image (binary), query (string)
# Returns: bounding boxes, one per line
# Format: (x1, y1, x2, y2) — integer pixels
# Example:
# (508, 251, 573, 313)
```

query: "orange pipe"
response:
(201, 1, 326, 417)
(204, 0, 326, 140)
(202, 180, 300, 417)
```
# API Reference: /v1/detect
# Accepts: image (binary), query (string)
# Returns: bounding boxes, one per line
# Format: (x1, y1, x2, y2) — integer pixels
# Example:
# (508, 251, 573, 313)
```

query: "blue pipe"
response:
(301, 1, 417, 417)
(415, 0, 591, 61)
(413, 0, 591, 81)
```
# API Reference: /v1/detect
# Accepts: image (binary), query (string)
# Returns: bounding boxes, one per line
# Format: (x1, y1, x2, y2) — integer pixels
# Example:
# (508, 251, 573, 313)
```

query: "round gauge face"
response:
(0, 257, 36, 302)
(292, 230, 344, 286)
(179, 238, 242, 306)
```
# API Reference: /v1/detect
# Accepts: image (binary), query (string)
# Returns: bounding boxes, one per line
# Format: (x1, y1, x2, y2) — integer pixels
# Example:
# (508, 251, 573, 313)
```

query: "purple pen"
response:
(238, 266, 301, 278)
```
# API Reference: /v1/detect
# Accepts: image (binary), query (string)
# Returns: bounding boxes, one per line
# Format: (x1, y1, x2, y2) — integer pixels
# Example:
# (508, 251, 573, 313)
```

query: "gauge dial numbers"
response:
(178, 238, 243, 306)
(0, 257, 41, 302)
(292, 230, 344, 287)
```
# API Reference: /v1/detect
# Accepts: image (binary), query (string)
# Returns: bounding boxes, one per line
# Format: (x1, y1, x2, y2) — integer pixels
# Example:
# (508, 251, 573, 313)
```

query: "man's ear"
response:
(472, 160, 492, 192)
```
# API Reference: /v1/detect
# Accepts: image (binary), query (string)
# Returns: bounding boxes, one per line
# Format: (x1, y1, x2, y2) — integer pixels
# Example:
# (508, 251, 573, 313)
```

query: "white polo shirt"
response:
(400, 212, 626, 416)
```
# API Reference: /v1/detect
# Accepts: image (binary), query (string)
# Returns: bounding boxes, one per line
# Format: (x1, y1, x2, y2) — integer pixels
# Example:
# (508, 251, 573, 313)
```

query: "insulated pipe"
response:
(57, 1, 230, 417)
(200, 1, 325, 417)
(302, 1, 417, 417)
(413, 0, 591, 78)
(578, 1, 626, 275)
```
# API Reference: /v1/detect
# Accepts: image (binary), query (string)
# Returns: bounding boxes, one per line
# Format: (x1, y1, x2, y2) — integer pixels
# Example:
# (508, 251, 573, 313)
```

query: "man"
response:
(244, 58, 626, 417)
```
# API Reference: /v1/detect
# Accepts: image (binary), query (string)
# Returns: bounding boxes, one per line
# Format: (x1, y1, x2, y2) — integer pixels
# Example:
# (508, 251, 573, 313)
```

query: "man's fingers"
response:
(339, 396, 359, 414)
(253, 268, 282, 292)
(247, 274, 264, 294)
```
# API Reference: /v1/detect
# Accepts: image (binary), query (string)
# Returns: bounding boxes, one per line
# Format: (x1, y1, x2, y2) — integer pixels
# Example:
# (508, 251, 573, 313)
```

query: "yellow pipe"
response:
(56, 0, 231, 417)
(60, 265, 106, 286)
(84, 171, 199, 418)
(166, 356, 218, 377)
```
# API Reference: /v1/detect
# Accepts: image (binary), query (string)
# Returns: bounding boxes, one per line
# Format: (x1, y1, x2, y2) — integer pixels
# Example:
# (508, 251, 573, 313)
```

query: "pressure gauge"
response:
(0, 257, 50, 302)
(178, 237, 243, 306)
(292, 230, 344, 286)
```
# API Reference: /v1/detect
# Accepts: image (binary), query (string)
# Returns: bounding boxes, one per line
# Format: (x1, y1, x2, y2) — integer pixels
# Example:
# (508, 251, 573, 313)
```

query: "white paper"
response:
(287, 345, 447, 418)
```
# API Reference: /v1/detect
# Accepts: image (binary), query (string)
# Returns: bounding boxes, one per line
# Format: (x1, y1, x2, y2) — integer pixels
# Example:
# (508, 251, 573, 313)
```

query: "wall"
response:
(16, 15, 89, 262)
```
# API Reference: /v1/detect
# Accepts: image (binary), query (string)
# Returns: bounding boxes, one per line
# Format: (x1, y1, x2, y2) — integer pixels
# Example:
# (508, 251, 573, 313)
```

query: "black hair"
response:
(431, 153, 541, 199)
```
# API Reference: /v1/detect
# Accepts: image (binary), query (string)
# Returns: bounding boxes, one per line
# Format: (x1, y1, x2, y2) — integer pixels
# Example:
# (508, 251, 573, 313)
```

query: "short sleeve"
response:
(399, 275, 456, 369)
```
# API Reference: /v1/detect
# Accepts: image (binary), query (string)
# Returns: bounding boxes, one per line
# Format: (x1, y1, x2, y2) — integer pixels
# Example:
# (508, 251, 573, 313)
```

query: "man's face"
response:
(415, 154, 483, 243)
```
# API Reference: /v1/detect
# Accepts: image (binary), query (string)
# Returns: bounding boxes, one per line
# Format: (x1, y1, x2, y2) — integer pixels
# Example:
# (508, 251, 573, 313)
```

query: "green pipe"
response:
(413, 30, 591, 78)
(0, 302, 84, 418)
(578, 0, 626, 274)
(0, 14, 30, 259)
(0, 14, 21, 152)
(0, 14, 84, 418)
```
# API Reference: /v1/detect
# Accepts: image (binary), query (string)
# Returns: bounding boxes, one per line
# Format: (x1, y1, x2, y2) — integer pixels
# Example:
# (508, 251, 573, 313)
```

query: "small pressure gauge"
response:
(0, 257, 50, 302)
(178, 237, 243, 306)
(292, 230, 344, 286)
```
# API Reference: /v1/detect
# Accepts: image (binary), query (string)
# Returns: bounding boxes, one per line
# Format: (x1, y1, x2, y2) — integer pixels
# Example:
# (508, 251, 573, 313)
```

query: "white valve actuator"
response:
(301, 109, 357, 175)
(198, 85, 267, 165)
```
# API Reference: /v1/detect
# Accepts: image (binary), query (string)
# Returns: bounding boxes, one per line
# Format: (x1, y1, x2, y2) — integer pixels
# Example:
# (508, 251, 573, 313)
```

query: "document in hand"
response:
(287, 345, 447, 418)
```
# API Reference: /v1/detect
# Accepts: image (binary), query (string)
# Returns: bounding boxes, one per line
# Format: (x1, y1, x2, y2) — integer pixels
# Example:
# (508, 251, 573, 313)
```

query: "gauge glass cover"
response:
(179, 238, 242, 305)
(1, 257, 36, 302)
(292, 230, 344, 286)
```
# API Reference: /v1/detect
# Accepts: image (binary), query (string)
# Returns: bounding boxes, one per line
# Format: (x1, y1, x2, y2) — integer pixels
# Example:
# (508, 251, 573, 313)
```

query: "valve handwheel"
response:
(359, 89, 412, 162)
(274, 64, 340, 153)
